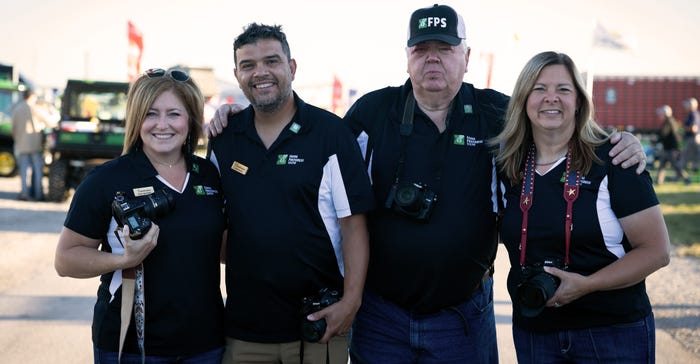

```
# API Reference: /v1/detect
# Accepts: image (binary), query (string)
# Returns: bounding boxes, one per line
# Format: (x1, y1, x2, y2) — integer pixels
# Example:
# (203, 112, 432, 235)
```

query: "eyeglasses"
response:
(144, 68, 190, 82)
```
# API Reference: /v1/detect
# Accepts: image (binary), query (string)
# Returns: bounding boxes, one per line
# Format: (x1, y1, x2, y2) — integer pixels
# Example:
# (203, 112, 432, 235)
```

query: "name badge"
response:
(232, 161, 248, 175)
(133, 186, 155, 196)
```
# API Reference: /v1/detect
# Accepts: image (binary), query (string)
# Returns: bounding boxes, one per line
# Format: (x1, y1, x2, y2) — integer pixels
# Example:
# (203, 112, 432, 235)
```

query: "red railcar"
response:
(592, 76, 700, 134)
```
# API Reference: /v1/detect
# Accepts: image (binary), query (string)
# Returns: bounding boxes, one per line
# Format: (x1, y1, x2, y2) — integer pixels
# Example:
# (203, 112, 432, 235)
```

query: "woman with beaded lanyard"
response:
(55, 68, 227, 363)
(493, 51, 670, 363)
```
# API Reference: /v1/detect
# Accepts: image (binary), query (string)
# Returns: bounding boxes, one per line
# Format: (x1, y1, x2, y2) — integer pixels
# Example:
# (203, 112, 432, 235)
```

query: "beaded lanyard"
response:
(518, 143, 580, 267)
(119, 265, 145, 363)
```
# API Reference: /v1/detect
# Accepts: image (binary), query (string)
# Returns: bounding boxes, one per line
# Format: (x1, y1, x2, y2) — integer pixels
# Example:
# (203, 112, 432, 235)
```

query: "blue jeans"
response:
(349, 277, 497, 364)
(512, 312, 656, 364)
(18, 152, 44, 199)
(93, 346, 224, 364)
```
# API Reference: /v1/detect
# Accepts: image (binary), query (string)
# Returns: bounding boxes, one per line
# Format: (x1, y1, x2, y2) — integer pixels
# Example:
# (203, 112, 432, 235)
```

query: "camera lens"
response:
(517, 272, 560, 317)
(518, 282, 547, 308)
(143, 189, 175, 218)
(301, 319, 326, 342)
(395, 184, 421, 212)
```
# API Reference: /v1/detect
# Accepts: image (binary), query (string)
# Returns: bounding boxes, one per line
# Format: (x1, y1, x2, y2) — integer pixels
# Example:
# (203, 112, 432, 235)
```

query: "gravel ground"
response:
(647, 247, 700, 357)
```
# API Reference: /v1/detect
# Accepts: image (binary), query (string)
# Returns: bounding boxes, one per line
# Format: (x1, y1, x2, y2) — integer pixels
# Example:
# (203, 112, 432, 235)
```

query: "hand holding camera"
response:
(111, 189, 175, 267)
(301, 288, 342, 343)
(515, 258, 565, 317)
(121, 223, 160, 267)
(112, 189, 175, 239)
(541, 266, 592, 309)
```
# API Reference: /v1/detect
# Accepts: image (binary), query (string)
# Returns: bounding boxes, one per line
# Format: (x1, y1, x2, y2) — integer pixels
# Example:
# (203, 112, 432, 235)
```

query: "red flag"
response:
(127, 21, 144, 82)
(331, 75, 342, 114)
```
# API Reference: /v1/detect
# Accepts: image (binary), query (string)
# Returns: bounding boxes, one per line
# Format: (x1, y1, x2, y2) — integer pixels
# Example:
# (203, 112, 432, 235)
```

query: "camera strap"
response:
(391, 92, 454, 186)
(118, 263, 146, 364)
(390, 93, 415, 184)
(298, 341, 330, 364)
(113, 226, 146, 363)
(518, 143, 580, 268)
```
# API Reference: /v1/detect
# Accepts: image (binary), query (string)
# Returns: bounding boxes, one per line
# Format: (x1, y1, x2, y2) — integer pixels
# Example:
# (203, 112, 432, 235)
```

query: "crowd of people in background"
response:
(653, 97, 699, 185)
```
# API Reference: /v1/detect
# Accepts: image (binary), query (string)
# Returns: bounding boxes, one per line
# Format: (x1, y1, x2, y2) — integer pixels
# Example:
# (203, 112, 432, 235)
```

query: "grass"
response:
(650, 169, 700, 257)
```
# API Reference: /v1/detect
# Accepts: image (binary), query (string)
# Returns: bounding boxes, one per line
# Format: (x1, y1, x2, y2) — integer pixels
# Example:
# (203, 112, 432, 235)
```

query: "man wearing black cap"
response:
(343, 4, 646, 363)
(343, 5, 504, 362)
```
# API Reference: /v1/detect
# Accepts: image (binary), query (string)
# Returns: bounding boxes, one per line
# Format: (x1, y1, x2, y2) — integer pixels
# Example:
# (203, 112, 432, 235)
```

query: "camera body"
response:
(300, 288, 341, 342)
(385, 182, 437, 222)
(111, 189, 175, 239)
(515, 258, 565, 317)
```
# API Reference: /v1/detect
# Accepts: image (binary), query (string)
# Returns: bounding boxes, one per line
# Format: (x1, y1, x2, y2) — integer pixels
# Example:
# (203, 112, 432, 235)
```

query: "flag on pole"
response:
(593, 21, 627, 50)
(349, 88, 358, 103)
(331, 75, 343, 114)
(127, 21, 144, 82)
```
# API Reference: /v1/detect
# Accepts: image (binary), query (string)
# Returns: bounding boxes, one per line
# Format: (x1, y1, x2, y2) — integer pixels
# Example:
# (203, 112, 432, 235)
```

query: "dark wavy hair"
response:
(233, 23, 291, 64)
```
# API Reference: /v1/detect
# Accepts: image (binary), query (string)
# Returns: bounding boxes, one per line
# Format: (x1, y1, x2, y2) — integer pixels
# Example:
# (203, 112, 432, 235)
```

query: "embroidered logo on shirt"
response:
(464, 104, 473, 114)
(457, 135, 484, 147)
(276, 154, 305, 165)
(231, 161, 248, 175)
(277, 154, 289, 165)
(193, 185, 219, 196)
(289, 122, 301, 134)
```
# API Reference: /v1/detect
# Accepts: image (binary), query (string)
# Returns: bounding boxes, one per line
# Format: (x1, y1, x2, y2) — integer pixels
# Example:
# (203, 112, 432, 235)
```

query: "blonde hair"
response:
(122, 71, 204, 155)
(493, 51, 610, 184)
(684, 97, 698, 110)
(657, 105, 672, 117)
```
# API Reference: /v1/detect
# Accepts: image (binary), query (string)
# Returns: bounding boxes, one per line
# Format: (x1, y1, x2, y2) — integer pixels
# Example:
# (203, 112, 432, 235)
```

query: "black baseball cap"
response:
(407, 4, 466, 47)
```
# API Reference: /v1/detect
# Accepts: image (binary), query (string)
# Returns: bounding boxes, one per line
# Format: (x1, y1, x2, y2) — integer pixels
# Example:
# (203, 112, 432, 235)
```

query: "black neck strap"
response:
(391, 92, 453, 186)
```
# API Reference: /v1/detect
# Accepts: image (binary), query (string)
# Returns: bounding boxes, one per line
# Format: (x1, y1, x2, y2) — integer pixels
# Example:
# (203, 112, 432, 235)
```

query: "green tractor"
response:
(45, 80, 129, 201)
(0, 117, 17, 177)
(0, 78, 23, 177)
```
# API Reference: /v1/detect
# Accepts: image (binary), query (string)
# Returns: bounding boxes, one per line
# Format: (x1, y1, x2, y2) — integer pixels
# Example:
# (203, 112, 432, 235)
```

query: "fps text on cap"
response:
(407, 4, 466, 47)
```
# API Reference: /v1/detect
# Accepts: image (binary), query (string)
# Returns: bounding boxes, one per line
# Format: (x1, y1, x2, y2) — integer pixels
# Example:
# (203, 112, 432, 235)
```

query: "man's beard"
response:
(243, 81, 292, 113)
(251, 96, 285, 113)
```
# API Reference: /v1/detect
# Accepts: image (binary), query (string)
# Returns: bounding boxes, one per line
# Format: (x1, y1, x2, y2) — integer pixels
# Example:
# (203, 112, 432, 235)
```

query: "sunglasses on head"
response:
(144, 68, 190, 82)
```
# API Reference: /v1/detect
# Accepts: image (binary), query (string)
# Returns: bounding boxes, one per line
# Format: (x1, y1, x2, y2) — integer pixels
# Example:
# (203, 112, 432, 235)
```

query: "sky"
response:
(2, 0, 700, 106)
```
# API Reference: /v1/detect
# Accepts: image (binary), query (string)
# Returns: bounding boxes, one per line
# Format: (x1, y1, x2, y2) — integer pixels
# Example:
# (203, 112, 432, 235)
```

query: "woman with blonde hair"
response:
(55, 68, 226, 363)
(494, 51, 670, 363)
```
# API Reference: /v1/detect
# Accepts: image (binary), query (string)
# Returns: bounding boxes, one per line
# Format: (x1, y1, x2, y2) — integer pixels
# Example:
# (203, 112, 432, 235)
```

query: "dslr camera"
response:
(385, 182, 437, 222)
(111, 189, 175, 239)
(515, 258, 565, 317)
(300, 288, 341, 342)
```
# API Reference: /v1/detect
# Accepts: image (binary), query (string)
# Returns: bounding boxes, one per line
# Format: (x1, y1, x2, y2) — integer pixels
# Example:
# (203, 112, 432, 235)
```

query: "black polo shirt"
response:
(344, 80, 509, 313)
(209, 93, 374, 343)
(500, 143, 659, 332)
(64, 150, 226, 355)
